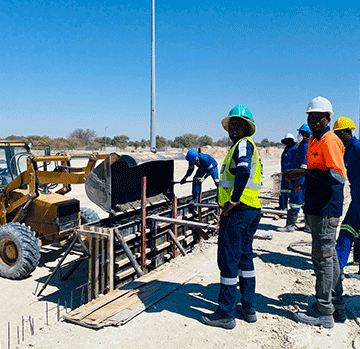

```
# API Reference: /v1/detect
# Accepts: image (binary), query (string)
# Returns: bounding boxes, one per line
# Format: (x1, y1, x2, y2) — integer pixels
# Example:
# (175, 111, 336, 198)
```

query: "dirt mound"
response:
(204, 145, 283, 159)
(200, 145, 229, 159)
(258, 146, 283, 158)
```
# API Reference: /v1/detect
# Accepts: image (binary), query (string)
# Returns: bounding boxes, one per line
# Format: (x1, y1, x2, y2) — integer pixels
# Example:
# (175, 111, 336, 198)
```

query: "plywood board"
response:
(63, 265, 197, 329)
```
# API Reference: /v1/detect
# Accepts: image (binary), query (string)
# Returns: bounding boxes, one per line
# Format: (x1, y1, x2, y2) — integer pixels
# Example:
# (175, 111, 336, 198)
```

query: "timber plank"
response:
(63, 266, 197, 329)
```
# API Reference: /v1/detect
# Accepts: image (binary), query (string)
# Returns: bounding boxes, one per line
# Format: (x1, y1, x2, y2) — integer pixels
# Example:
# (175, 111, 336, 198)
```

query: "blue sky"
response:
(1, 1, 360, 143)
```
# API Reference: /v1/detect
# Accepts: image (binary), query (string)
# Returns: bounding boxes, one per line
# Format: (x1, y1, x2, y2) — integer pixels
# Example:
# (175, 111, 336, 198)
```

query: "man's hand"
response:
(294, 182, 302, 192)
(180, 177, 187, 185)
(198, 176, 206, 183)
(222, 201, 237, 216)
(284, 169, 306, 182)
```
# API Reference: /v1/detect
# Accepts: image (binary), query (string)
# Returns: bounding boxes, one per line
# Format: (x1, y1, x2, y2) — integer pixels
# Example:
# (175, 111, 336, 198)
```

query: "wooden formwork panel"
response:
(63, 265, 197, 329)
(82, 190, 218, 301)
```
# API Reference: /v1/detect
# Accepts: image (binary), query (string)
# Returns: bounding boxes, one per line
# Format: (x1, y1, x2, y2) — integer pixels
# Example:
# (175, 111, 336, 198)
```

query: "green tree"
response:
(51, 137, 69, 150)
(214, 136, 232, 147)
(140, 139, 149, 148)
(199, 135, 213, 147)
(5, 135, 24, 141)
(171, 133, 199, 148)
(89, 140, 102, 150)
(94, 136, 112, 150)
(156, 136, 167, 149)
(113, 135, 129, 149)
(66, 138, 84, 150)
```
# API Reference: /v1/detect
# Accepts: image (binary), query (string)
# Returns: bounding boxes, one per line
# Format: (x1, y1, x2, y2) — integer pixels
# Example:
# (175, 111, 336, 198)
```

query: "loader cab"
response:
(0, 141, 32, 187)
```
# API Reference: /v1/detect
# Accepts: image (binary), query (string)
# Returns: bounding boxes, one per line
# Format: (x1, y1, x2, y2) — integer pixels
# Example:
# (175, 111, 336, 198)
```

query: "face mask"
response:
(297, 134, 303, 143)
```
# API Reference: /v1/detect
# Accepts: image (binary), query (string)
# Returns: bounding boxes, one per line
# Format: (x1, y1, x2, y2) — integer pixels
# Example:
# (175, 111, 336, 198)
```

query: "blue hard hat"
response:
(297, 123, 312, 133)
(186, 149, 199, 162)
(221, 105, 256, 135)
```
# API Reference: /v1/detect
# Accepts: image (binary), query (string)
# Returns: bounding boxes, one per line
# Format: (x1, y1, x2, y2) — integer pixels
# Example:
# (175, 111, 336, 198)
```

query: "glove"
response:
(180, 177, 187, 185)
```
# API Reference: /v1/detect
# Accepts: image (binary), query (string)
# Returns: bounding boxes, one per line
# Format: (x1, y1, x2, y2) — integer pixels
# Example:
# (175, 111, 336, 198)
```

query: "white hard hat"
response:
(306, 96, 334, 116)
(282, 133, 295, 142)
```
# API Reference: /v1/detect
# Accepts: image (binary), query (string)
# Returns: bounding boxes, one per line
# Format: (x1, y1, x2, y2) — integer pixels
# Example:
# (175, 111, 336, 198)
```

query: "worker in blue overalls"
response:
(278, 134, 298, 210)
(278, 124, 311, 232)
(180, 149, 219, 202)
(333, 117, 360, 279)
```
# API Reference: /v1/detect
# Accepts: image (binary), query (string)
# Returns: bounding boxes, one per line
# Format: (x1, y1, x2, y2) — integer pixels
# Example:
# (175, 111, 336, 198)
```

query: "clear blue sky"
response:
(1, 1, 360, 143)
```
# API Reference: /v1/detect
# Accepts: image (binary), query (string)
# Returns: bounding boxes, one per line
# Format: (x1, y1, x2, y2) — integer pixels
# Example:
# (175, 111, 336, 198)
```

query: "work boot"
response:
(277, 210, 298, 232)
(347, 271, 360, 280)
(293, 309, 334, 328)
(236, 303, 257, 323)
(333, 308, 346, 323)
(302, 214, 311, 233)
(277, 225, 295, 232)
(201, 309, 236, 329)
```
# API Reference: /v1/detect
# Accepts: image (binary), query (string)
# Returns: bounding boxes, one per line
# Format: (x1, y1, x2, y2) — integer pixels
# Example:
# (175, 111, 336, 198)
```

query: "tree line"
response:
(3, 129, 282, 151)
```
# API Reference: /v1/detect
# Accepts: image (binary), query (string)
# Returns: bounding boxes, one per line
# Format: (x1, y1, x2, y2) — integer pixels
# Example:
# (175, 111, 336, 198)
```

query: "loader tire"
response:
(80, 207, 100, 224)
(0, 223, 40, 279)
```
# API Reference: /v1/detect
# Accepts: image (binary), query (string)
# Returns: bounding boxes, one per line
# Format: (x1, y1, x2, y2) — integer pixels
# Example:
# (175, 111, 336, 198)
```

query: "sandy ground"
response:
(1, 151, 360, 349)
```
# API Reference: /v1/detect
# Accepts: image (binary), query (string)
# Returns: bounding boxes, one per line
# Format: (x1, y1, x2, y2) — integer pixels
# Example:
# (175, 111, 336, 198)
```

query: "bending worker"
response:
(285, 96, 346, 328)
(180, 149, 219, 202)
(333, 117, 360, 279)
(201, 104, 262, 329)
(278, 124, 311, 232)
(278, 133, 298, 210)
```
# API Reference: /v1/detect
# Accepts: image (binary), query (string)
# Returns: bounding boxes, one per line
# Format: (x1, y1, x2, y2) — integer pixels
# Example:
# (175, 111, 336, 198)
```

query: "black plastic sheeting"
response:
(85, 153, 175, 213)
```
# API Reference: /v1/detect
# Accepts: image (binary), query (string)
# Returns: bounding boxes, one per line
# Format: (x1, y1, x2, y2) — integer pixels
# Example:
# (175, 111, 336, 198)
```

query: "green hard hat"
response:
(221, 105, 256, 136)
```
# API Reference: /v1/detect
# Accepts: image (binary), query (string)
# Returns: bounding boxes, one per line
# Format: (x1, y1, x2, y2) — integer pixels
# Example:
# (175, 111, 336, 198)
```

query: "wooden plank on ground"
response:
(63, 265, 197, 329)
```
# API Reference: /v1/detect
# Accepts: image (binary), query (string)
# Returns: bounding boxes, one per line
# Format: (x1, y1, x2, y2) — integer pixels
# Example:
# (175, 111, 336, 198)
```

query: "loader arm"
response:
(0, 152, 109, 225)
(0, 157, 39, 224)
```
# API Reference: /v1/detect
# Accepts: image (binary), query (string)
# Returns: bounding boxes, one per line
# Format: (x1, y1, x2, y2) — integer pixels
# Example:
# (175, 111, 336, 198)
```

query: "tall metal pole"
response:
(150, 0, 157, 153)
(104, 125, 108, 152)
(358, 59, 360, 139)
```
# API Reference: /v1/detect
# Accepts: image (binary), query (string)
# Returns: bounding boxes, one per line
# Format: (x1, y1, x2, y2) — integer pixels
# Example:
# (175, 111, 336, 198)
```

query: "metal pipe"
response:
(172, 196, 178, 258)
(261, 208, 287, 215)
(168, 229, 187, 256)
(114, 229, 144, 277)
(46, 302, 49, 325)
(8, 322, 10, 349)
(141, 176, 147, 271)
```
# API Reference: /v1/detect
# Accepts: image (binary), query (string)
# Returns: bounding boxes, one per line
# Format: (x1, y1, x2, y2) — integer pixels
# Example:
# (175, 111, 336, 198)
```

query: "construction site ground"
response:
(1, 150, 360, 349)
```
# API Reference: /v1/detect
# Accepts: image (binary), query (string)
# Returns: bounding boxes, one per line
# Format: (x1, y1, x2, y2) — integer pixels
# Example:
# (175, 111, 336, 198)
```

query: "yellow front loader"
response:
(0, 141, 108, 279)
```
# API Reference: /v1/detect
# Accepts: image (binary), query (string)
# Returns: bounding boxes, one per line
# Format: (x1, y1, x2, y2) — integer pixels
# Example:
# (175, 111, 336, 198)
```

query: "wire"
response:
(288, 241, 311, 257)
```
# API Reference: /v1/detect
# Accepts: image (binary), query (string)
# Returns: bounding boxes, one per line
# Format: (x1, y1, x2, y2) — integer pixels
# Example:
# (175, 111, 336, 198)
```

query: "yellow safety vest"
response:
(218, 137, 262, 208)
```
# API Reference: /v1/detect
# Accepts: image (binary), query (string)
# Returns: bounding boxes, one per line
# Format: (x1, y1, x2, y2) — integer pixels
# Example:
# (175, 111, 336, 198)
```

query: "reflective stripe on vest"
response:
(218, 137, 261, 208)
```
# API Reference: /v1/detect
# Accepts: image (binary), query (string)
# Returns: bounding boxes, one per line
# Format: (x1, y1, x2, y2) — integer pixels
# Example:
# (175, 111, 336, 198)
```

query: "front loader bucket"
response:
(85, 153, 176, 213)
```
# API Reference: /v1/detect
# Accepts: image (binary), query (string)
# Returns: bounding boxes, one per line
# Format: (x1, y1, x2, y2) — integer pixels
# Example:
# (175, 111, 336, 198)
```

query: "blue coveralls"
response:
(288, 140, 308, 213)
(184, 153, 219, 199)
(279, 144, 298, 209)
(336, 136, 360, 268)
(218, 139, 261, 318)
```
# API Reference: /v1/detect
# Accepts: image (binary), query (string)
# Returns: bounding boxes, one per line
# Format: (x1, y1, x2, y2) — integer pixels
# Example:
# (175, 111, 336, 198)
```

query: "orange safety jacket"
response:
(304, 126, 346, 217)
(307, 128, 346, 177)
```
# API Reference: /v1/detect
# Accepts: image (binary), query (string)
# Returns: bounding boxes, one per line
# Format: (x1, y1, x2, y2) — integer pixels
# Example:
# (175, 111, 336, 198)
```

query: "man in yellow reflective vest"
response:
(201, 105, 262, 329)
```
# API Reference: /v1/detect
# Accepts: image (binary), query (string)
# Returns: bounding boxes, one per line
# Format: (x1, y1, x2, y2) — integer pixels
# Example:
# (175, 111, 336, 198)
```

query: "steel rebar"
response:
(46, 302, 49, 325)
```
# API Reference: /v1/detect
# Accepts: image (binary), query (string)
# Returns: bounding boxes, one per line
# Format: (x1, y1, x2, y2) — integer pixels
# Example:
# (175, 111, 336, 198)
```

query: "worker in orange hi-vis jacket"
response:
(284, 96, 346, 328)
